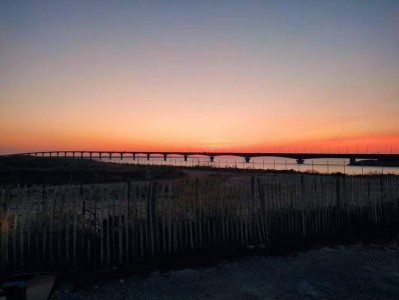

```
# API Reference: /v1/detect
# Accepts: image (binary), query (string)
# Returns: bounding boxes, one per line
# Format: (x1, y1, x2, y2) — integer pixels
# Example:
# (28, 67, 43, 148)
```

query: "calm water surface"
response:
(96, 155, 399, 175)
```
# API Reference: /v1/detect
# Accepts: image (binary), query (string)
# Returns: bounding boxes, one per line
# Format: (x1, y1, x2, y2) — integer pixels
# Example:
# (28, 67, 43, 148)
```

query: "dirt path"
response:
(52, 239, 399, 299)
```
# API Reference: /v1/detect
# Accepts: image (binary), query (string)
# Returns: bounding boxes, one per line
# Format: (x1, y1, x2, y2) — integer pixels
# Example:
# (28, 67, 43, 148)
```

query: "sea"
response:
(96, 155, 399, 175)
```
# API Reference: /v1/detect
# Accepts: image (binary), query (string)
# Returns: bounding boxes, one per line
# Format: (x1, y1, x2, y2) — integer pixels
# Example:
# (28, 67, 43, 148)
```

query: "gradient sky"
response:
(1, 0, 398, 154)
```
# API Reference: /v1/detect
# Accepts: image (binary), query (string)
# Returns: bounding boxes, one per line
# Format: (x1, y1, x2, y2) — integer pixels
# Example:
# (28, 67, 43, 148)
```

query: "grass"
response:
(0, 155, 186, 185)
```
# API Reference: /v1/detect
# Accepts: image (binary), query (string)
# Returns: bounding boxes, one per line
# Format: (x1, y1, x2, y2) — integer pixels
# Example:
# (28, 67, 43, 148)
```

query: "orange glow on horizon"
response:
(1, 129, 398, 155)
(1, 2, 398, 155)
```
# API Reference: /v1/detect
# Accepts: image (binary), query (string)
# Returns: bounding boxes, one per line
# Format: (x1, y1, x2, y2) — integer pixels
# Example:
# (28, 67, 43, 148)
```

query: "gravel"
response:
(52, 239, 399, 299)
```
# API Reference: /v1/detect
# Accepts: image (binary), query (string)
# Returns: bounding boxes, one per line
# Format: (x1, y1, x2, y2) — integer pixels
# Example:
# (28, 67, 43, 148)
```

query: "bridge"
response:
(2, 151, 399, 165)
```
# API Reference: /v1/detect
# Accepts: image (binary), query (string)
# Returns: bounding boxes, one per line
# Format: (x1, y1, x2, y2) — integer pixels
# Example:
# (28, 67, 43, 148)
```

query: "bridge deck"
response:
(2, 151, 399, 164)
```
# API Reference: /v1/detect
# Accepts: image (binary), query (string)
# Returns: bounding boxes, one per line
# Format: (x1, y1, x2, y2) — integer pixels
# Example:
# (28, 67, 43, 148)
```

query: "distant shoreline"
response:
(1, 155, 397, 186)
(349, 159, 399, 167)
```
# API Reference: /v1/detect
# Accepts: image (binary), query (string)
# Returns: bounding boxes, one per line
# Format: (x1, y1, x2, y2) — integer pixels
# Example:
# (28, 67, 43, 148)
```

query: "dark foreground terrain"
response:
(2, 156, 399, 299)
(52, 237, 399, 299)
(0, 155, 187, 185)
(0, 155, 301, 185)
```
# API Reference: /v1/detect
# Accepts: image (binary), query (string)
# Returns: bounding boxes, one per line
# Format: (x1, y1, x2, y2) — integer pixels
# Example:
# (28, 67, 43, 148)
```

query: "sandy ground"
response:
(52, 238, 399, 299)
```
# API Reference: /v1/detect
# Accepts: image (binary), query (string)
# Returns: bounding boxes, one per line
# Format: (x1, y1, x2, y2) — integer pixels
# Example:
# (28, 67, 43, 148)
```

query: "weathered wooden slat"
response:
(2, 174, 399, 274)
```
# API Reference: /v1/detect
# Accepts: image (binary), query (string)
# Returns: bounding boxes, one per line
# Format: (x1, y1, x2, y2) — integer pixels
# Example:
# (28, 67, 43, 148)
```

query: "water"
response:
(93, 155, 399, 175)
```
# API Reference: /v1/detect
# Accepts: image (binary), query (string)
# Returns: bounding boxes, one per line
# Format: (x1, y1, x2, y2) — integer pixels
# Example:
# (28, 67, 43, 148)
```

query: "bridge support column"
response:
(296, 158, 304, 164)
(89, 152, 92, 160)
(49, 152, 52, 157)
(42, 153, 45, 157)
(210, 155, 215, 163)
(64, 152, 67, 157)
(245, 156, 250, 163)
(81, 152, 83, 158)
(132, 153, 136, 160)
(109, 152, 112, 160)
(73, 152, 75, 158)
(349, 158, 356, 165)
(184, 155, 188, 162)
(99, 152, 102, 159)
(147, 154, 150, 161)
(163, 154, 167, 161)
(56, 152, 59, 157)
(120, 153, 123, 160)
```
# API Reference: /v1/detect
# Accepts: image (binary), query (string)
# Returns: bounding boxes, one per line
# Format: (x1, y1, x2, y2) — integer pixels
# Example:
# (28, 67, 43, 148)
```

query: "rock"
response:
(119, 279, 125, 284)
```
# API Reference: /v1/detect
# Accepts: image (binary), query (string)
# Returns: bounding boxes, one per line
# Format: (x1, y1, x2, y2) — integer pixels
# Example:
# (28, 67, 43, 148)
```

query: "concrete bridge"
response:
(3, 151, 399, 165)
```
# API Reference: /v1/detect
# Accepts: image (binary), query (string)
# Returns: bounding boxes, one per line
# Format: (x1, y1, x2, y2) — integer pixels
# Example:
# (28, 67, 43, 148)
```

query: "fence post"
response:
(0, 189, 10, 273)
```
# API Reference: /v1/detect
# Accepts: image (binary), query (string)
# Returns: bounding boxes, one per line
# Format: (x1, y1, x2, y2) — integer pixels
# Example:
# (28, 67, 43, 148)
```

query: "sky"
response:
(1, 0, 398, 154)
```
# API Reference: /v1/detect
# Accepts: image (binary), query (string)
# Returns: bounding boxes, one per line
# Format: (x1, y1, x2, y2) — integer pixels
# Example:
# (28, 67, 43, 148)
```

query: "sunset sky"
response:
(1, 1, 398, 154)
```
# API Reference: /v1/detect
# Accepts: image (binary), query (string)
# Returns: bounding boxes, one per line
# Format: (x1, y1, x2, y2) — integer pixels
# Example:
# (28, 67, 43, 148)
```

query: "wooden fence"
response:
(1, 174, 399, 275)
